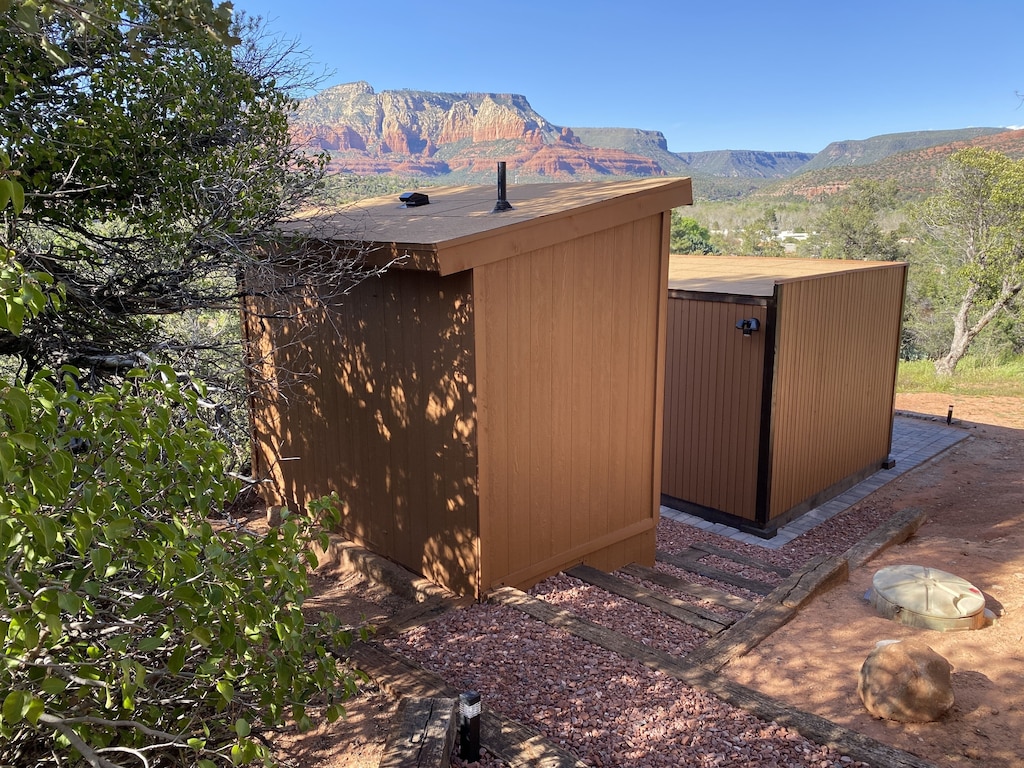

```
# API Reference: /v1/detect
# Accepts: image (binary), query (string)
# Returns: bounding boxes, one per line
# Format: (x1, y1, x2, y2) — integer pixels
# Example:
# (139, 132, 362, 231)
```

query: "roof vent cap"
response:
(399, 192, 430, 208)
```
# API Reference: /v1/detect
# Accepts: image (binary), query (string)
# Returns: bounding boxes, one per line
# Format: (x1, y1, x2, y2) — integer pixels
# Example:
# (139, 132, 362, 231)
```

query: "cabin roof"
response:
(668, 254, 906, 297)
(288, 177, 693, 276)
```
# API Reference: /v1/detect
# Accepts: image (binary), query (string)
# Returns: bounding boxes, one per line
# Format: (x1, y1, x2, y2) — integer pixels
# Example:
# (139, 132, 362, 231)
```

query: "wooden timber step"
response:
(844, 506, 926, 569)
(379, 696, 457, 768)
(352, 642, 588, 768)
(566, 564, 731, 634)
(489, 586, 937, 768)
(621, 563, 757, 613)
(656, 548, 776, 596)
(689, 541, 793, 577)
(684, 554, 848, 672)
(373, 597, 466, 639)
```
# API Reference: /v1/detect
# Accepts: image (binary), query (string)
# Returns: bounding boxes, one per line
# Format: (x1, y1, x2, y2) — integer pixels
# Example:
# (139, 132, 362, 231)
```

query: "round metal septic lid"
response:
(870, 564, 987, 631)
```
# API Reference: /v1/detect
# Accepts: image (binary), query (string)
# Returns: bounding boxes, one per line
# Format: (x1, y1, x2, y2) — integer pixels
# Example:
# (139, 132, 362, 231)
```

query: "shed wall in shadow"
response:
(247, 269, 479, 596)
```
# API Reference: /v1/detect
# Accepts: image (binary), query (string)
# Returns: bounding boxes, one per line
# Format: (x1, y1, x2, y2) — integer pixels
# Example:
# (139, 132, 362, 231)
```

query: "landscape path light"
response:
(459, 689, 481, 761)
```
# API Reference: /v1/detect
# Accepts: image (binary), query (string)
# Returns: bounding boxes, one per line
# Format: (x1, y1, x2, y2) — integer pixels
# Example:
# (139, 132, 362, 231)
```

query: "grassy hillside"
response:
(754, 129, 1024, 200)
(688, 175, 779, 200)
(800, 128, 1008, 172)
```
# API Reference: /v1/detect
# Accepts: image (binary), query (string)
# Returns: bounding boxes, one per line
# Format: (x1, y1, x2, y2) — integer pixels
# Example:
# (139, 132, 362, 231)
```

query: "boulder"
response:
(858, 639, 954, 722)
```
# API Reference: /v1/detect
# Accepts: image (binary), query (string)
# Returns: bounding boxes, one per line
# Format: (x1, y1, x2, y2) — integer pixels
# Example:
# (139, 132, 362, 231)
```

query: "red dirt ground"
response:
(725, 394, 1024, 768)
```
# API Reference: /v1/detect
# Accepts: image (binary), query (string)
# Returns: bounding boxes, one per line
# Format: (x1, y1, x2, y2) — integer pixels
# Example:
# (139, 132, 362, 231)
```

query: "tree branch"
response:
(37, 713, 122, 768)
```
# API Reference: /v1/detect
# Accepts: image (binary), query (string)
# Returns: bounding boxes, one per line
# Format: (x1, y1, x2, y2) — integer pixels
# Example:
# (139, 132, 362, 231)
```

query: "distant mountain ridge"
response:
(291, 81, 664, 181)
(758, 128, 1024, 200)
(290, 81, 1017, 197)
(291, 82, 819, 183)
(567, 127, 814, 178)
(799, 128, 1008, 172)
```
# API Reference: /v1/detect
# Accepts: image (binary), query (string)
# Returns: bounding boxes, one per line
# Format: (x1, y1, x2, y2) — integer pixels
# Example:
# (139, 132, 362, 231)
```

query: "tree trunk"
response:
(934, 280, 1023, 376)
(934, 339, 969, 376)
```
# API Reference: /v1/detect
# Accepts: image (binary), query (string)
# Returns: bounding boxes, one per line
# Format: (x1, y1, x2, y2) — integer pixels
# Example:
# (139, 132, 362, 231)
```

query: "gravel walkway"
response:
(381, 501, 905, 767)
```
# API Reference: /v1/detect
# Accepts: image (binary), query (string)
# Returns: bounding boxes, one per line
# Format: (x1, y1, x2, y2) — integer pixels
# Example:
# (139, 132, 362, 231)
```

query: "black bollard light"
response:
(458, 690, 481, 761)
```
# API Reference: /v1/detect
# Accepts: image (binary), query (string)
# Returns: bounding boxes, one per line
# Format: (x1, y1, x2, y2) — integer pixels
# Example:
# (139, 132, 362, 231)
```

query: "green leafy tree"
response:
(0, 262, 362, 766)
(0, 2, 356, 385)
(0, 0, 236, 236)
(739, 208, 784, 256)
(0, 0, 388, 471)
(0, 5, 367, 765)
(913, 148, 1024, 375)
(801, 179, 906, 261)
(3, 0, 237, 49)
(670, 211, 718, 255)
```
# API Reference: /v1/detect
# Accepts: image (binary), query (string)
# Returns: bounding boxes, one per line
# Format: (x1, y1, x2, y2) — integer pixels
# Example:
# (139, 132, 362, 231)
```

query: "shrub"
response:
(0, 259, 361, 766)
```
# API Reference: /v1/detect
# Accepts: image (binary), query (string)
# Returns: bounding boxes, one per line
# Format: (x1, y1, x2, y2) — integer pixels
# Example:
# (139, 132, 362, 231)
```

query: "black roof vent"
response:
(399, 191, 430, 208)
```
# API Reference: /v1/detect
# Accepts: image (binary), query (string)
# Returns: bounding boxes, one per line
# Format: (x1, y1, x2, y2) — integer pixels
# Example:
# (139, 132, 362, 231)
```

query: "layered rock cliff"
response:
(289, 82, 1016, 191)
(290, 82, 665, 181)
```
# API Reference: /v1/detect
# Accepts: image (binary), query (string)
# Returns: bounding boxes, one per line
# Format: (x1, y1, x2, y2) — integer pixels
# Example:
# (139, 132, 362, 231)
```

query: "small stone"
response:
(266, 505, 284, 526)
(858, 639, 954, 722)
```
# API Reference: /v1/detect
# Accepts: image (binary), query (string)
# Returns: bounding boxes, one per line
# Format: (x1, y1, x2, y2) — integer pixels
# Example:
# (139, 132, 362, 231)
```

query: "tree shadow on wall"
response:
(249, 263, 480, 597)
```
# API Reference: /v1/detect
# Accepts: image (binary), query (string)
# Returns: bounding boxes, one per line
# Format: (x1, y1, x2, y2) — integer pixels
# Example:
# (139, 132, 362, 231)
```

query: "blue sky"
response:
(236, 1, 1024, 153)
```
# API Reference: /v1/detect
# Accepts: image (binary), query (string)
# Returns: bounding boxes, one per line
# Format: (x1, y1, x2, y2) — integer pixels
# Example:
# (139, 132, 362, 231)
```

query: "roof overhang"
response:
(285, 177, 693, 276)
(668, 254, 908, 298)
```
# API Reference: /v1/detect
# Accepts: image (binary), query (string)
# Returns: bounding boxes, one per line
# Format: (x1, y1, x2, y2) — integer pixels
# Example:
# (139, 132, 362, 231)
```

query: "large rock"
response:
(858, 640, 954, 722)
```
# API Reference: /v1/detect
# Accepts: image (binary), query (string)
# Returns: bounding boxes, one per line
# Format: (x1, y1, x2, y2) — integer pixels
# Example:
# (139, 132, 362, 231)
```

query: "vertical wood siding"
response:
(767, 267, 905, 519)
(661, 298, 768, 521)
(247, 269, 480, 596)
(474, 215, 665, 591)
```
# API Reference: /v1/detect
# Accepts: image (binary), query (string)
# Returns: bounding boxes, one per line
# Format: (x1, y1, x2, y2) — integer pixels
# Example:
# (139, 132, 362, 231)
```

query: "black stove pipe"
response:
(491, 161, 513, 212)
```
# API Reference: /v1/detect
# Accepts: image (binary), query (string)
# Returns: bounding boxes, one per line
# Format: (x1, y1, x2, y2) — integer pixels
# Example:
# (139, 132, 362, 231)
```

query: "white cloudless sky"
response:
(236, 0, 1024, 153)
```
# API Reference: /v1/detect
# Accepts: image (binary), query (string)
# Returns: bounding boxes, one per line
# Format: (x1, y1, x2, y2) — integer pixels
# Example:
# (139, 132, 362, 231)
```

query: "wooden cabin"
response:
(245, 177, 693, 597)
(661, 254, 908, 536)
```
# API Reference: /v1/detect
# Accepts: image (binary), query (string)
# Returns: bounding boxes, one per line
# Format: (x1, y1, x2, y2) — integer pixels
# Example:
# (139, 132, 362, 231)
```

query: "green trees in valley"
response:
(739, 208, 784, 257)
(800, 179, 906, 261)
(913, 148, 1024, 375)
(670, 211, 718, 254)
